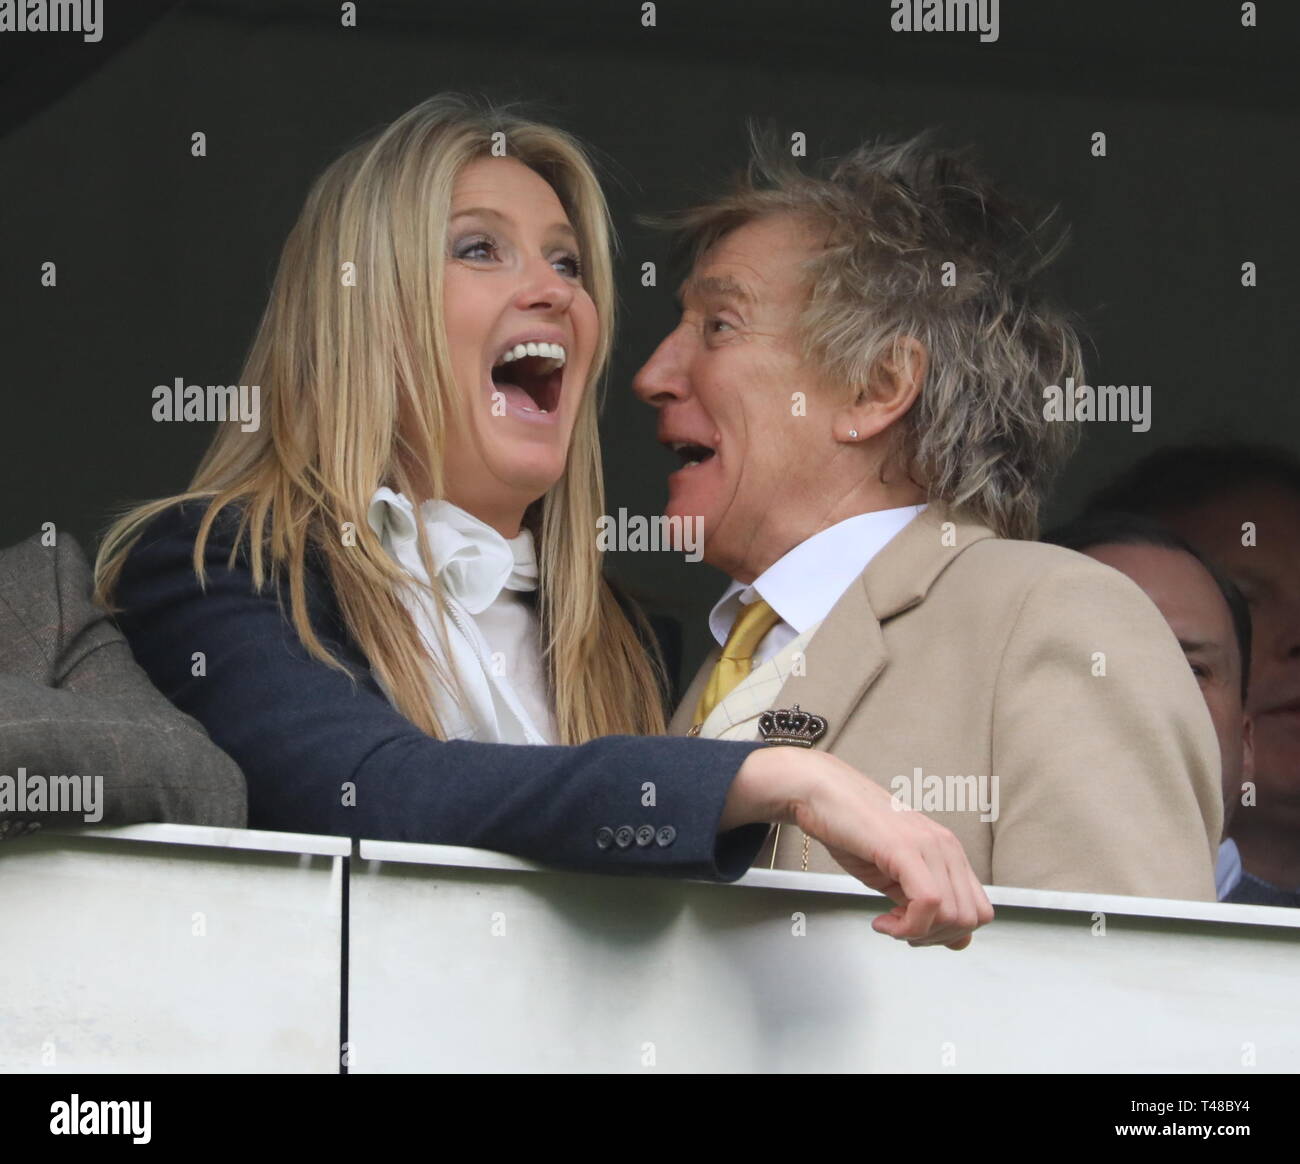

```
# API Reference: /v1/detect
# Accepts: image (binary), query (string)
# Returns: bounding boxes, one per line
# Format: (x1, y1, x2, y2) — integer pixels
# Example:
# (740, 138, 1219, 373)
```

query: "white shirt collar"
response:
(1216, 837, 1243, 900)
(708, 505, 926, 646)
(365, 487, 550, 744)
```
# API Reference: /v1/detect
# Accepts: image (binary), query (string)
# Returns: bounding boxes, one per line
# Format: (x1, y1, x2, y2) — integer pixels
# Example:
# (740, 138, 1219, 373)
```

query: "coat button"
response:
(655, 825, 677, 847)
(614, 825, 635, 849)
(635, 825, 655, 847)
(595, 826, 614, 850)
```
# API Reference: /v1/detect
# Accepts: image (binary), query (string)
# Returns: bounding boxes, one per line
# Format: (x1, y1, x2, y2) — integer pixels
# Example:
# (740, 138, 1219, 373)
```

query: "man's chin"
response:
(663, 496, 710, 530)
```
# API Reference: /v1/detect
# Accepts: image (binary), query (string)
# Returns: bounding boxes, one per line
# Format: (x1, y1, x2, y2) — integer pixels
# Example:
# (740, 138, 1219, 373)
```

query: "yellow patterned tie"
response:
(694, 598, 782, 726)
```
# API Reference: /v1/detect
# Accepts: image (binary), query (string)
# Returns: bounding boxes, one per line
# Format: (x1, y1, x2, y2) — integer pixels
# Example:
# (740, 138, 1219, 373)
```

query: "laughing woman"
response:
(95, 96, 988, 946)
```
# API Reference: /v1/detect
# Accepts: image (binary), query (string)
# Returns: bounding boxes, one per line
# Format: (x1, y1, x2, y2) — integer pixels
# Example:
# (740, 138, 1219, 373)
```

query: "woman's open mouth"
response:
(669, 441, 717, 470)
(490, 340, 565, 421)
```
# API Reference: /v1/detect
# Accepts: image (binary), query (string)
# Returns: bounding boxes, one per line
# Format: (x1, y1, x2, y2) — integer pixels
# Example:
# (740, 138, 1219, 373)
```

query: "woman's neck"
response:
(430, 487, 528, 540)
(393, 457, 531, 539)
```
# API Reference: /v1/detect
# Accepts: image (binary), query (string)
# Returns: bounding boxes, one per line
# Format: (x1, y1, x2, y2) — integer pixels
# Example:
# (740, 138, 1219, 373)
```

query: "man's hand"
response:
(725, 748, 994, 949)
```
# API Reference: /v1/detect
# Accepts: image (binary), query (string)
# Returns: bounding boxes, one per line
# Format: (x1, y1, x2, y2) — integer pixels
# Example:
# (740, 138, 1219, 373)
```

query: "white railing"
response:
(3, 824, 1298, 1073)
(0, 825, 346, 1074)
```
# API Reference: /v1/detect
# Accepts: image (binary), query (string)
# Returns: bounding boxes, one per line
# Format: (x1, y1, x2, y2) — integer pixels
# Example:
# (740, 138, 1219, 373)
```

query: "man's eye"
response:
(706, 318, 734, 334)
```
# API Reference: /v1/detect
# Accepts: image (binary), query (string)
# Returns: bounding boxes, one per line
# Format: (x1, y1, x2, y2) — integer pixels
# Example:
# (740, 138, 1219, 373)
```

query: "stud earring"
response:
(848, 429, 859, 440)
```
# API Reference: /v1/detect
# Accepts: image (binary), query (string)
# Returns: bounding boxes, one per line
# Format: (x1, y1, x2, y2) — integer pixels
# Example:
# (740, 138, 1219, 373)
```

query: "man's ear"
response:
(835, 336, 927, 444)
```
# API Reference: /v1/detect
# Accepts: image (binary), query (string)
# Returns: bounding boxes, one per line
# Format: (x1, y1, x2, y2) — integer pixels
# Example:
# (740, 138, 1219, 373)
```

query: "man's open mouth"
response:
(491, 341, 566, 415)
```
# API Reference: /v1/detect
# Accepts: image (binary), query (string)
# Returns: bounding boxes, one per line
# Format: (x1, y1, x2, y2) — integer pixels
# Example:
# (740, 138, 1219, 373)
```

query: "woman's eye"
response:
(552, 253, 583, 278)
(454, 235, 498, 262)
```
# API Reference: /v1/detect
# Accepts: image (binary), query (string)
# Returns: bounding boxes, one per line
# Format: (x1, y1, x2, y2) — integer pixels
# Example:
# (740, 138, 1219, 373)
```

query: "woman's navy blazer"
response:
(113, 503, 767, 879)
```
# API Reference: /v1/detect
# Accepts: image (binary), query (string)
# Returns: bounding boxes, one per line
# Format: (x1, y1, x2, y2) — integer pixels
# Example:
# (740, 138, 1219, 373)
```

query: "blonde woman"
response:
(96, 96, 989, 949)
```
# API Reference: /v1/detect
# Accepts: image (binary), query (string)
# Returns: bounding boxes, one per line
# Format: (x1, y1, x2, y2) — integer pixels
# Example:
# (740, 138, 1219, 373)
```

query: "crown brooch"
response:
(757, 704, 828, 748)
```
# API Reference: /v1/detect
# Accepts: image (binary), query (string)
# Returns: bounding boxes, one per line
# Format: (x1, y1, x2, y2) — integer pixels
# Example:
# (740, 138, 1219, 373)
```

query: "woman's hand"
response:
(723, 747, 994, 950)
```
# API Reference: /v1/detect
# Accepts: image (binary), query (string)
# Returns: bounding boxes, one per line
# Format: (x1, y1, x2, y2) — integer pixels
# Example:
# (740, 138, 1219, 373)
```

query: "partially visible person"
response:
(634, 134, 1222, 901)
(1042, 513, 1258, 903)
(0, 532, 246, 837)
(95, 97, 990, 949)
(1086, 445, 1300, 907)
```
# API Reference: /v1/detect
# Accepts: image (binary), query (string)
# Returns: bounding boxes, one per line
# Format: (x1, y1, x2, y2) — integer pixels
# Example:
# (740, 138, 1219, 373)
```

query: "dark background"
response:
(2, 0, 1297, 681)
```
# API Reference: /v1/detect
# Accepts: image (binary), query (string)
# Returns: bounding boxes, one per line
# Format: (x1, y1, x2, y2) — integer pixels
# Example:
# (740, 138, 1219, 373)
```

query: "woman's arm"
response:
(114, 503, 992, 946)
(113, 502, 769, 879)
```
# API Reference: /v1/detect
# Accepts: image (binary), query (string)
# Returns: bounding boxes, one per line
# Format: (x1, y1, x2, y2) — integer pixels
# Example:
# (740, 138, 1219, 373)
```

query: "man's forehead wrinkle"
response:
(683, 271, 759, 304)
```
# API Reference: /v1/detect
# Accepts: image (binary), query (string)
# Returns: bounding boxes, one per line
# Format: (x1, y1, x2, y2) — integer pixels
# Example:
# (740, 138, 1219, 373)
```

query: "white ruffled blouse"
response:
(366, 487, 557, 745)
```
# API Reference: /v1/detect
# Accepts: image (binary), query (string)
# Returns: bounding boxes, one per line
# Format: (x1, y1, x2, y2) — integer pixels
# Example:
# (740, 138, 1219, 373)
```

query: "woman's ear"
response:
(835, 336, 927, 444)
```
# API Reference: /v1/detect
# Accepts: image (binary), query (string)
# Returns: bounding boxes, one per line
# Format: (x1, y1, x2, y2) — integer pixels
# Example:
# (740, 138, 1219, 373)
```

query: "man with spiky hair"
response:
(635, 136, 1222, 899)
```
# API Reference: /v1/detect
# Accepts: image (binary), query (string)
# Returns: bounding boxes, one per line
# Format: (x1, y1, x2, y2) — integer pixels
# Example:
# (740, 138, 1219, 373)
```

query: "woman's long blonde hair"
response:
(95, 94, 667, 740)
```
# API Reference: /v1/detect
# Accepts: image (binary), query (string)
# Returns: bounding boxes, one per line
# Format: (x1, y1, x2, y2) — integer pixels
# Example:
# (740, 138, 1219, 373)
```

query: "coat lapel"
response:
(667, 507, 996, 742)
(772, 507, 995, 752)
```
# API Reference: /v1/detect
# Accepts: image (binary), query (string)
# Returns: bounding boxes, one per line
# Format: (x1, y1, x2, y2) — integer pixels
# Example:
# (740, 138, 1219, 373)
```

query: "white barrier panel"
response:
(0, 824, 346, 1074)
(351, 841, 1300, 1073)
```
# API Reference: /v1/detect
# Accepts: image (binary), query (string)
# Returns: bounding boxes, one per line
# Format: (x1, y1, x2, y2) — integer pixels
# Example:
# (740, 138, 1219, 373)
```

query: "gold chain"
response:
(694, 722, 809, 871)
(768, 824, 811, 872)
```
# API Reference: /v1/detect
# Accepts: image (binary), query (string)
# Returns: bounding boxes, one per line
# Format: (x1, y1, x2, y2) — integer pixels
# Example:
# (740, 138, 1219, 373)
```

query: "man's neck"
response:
(725, 491, 925, 585)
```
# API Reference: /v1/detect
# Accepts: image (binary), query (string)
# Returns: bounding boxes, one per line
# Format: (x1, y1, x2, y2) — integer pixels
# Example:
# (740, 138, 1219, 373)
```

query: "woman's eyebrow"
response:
(450, 206, 512, 224)
(450, 207, 578, 242)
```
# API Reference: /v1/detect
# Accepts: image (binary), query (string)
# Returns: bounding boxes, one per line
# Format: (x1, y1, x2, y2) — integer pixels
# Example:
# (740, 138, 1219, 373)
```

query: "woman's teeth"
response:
(494, 341, 567, 371)
(489, 341, 567, 416)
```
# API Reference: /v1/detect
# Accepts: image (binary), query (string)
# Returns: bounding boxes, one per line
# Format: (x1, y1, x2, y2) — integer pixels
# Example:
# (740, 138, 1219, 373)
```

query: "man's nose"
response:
(633, 327, 690, 407)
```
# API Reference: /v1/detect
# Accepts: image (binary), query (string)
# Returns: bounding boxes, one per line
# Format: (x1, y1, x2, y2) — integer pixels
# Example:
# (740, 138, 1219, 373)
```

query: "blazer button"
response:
(635, 825, 655, 847)
(614, 825, 635, 849)
(595, 826, 614, 850)
(655, 825, 677, 847)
